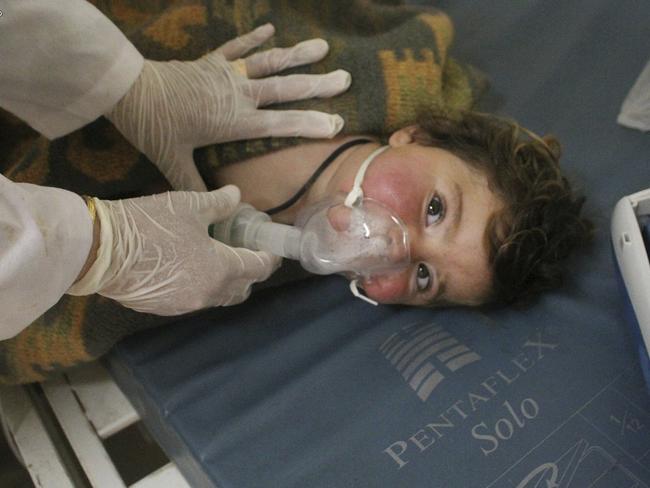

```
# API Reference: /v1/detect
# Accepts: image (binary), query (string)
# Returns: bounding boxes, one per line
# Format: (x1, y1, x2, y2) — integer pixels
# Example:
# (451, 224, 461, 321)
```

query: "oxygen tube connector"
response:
(211, 204, 302, 261)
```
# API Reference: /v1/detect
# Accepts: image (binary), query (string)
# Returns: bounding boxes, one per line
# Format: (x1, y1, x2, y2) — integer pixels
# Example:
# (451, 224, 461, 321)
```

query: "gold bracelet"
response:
(82, 195, 97, 222)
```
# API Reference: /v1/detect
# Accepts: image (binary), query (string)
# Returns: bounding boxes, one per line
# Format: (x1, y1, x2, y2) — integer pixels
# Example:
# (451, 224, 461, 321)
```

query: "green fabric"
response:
(0, 0, 485, 384)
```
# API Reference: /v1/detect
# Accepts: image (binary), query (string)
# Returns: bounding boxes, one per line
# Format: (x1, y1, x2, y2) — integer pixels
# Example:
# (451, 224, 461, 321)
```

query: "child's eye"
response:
(416, 263, 431, 291)
(426, 195, 445, 226)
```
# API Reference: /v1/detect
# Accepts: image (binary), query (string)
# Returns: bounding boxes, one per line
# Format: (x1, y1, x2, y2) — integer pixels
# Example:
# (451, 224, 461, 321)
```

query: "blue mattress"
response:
(108, 1, 650, 487)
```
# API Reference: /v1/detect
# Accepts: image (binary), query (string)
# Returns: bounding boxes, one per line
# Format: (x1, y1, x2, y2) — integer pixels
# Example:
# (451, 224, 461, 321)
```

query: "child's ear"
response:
(388, 125, 418, 147)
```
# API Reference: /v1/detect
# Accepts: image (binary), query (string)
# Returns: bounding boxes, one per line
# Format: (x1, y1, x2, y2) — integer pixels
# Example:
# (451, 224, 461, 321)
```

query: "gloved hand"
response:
(67, 186, 280, 314)
(106, 23, 351, 191)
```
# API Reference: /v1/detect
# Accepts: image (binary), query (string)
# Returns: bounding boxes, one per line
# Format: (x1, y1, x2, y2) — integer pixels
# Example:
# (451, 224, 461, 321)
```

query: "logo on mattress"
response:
(379, 322, 481, 401)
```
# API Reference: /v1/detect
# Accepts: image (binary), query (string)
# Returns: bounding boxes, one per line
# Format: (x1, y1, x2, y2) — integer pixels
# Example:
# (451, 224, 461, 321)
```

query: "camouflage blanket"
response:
(0, 0, 485, 384)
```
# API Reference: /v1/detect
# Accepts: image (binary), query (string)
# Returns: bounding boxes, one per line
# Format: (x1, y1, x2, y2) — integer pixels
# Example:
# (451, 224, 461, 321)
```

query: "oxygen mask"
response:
(296, 194, 409, 274)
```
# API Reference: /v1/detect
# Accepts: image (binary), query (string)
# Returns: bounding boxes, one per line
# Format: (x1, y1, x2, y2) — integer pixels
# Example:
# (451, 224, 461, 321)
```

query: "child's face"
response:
(327, 129, 503, 307)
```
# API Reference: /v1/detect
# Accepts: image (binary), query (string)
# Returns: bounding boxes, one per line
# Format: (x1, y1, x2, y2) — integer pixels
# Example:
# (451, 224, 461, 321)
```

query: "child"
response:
(214, 109, 592, 307)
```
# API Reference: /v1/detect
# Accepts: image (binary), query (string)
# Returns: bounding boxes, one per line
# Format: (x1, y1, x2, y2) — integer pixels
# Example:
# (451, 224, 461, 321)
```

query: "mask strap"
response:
(344, 146, 389, 208)
(344, 145, 389, 306)
(350, 279, 378, 306)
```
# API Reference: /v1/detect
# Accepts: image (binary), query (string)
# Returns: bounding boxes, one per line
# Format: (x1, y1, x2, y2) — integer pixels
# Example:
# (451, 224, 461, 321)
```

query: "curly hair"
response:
(411, 109, 593, 306)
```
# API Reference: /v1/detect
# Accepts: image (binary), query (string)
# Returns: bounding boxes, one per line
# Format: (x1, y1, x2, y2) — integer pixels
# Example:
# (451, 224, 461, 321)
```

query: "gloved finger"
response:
(207, 247, 280, 307)
(192, 185, 242, 224)
(230, 59, 248, 77)
(248, 70, 351, 106)
(219, 281, 253, 307)
(216, 23, 275, 61)
(159, 148, 208, 191)
(244, 38, 329, 78)
(223, 246, 282, 282)
(237, 110, 345, 139)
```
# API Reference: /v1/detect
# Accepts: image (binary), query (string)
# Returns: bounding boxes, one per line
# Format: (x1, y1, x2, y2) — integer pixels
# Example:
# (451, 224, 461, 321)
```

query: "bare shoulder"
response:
(214, 136, 358, 211)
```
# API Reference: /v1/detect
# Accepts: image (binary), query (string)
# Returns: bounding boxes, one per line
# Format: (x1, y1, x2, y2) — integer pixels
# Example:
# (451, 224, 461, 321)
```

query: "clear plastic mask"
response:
(295, 193, 410, 278)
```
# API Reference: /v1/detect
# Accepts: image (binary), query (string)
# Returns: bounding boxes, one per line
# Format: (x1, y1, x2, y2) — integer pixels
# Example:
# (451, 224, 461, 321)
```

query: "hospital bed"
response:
(3, 0, 650, 486)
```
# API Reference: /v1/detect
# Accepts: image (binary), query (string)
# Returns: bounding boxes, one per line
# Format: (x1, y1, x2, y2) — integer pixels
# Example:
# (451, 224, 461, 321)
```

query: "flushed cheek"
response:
(360, 271, 411, 303)
(362, 166, 424, 223)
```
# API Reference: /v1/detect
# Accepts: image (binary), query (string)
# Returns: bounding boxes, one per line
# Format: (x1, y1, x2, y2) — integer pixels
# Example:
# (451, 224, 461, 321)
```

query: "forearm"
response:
(0, 175, 93, 340)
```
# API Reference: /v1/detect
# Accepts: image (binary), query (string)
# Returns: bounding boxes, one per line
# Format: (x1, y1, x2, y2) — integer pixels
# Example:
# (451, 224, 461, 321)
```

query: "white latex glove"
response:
(67, 186, 280, 314)
(106, 23, 351, 191)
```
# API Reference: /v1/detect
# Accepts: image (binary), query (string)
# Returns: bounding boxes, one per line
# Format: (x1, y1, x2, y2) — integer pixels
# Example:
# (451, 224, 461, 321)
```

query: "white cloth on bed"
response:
(618, 58, 650, 132)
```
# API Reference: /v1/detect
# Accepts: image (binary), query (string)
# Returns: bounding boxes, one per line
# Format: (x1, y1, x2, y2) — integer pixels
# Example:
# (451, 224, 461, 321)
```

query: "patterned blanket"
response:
(0, 0, 485, 384)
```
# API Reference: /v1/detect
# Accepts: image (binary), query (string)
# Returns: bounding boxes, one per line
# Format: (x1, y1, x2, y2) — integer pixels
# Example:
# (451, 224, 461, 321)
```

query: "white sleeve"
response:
(0, 174, 93, 341)
(0, 0, 144, 139)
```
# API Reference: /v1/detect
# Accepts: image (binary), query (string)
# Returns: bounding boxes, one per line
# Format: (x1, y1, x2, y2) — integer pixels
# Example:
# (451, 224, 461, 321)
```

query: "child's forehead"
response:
(391, 144, 491, 182)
